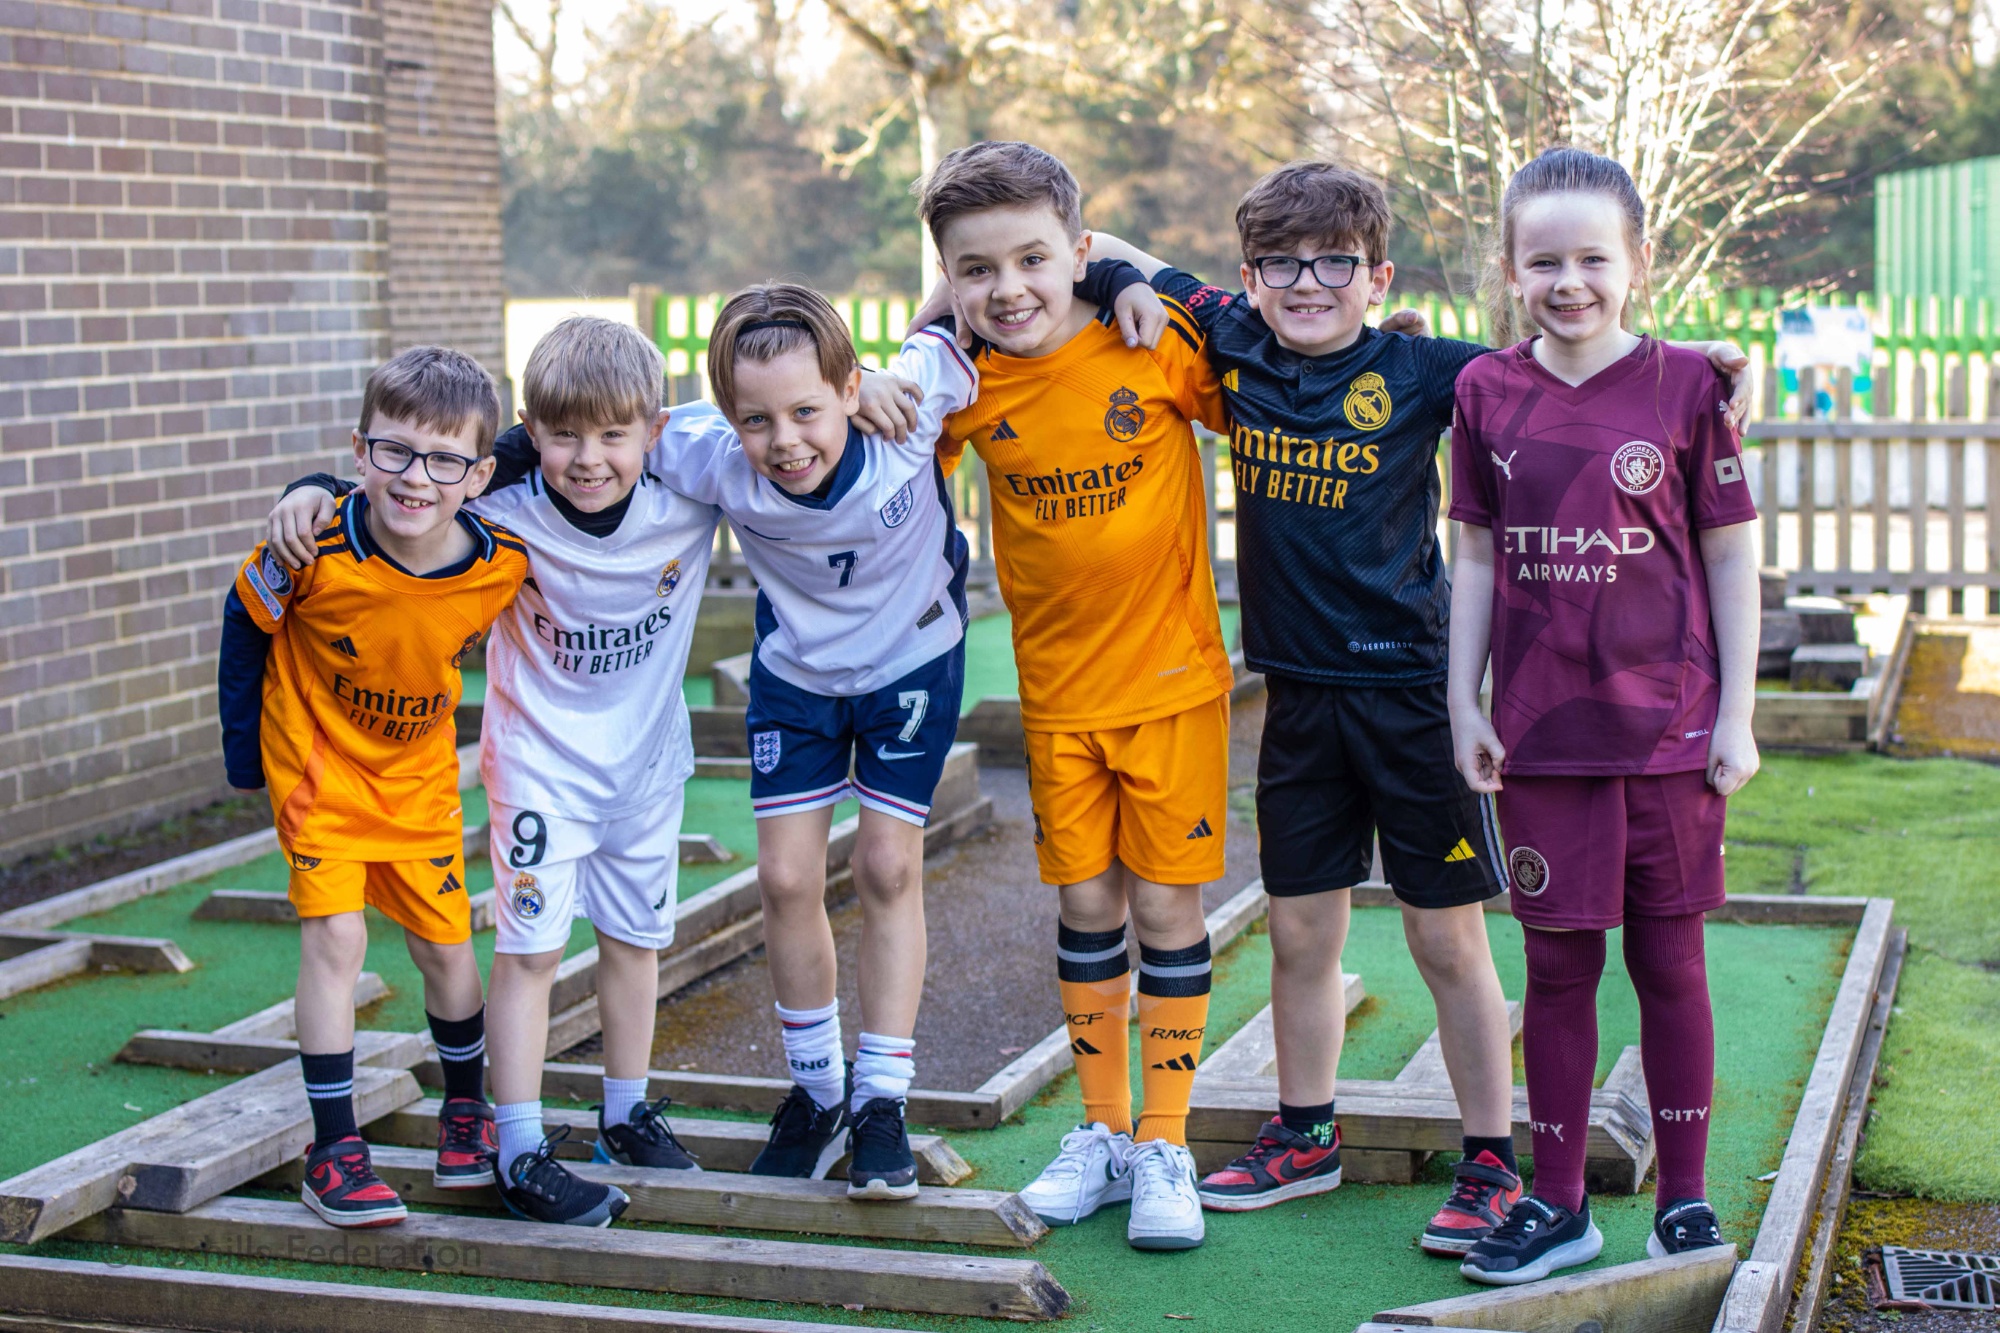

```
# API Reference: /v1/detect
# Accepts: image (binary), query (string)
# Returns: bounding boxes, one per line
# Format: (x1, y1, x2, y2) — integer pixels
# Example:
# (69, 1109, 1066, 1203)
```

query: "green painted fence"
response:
(1876, 154, 2000, 308)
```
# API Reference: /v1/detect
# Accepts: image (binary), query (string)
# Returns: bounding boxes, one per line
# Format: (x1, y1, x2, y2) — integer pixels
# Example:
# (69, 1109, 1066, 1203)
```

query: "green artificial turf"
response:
(1724, 752, 2000, 1201)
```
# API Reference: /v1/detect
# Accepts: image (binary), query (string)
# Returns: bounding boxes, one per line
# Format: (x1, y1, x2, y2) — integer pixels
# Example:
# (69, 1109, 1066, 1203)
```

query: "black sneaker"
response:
(847, 1097, 919, 1200)
(1460, 1194, 1604, 1285)
(748, 1084, 849, 1179)
(496, 1127, 629, 1228)
(1647, 1198, 1724, 1257)
(595, 1095, 700, 1171)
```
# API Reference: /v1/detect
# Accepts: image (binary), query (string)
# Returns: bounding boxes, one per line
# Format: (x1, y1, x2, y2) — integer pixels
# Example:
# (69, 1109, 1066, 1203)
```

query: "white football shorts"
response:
(489, 789, 684, 955)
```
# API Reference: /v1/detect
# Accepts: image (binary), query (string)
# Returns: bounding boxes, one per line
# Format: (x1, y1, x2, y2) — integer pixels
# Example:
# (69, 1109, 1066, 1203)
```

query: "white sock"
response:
(852, 1032, 916, 1111)
(495, 1101, 545, 1181)
(775, 999, 845, 1111)
(601, 1076, 649, 1126)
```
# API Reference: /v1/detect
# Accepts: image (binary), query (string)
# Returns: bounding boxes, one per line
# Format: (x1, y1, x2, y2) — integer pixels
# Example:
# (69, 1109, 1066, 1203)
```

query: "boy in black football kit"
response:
(1088, 161, 1753, 1254)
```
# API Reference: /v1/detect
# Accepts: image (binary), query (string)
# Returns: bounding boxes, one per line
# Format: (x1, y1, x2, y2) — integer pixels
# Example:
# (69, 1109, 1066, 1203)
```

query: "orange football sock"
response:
(1134, 935, 1213, 1146)
(1057, 922, 1132, 1136)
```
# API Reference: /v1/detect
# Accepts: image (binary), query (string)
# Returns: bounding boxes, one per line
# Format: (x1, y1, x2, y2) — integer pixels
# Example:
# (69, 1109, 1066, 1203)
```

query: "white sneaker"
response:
(1126, 1138, 1205, 1250)
(1016, 1123, 1134, 1226)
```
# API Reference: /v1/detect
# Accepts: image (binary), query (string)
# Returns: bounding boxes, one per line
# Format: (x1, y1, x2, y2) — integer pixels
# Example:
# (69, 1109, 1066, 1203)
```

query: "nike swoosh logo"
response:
(875, 745, 924, 761)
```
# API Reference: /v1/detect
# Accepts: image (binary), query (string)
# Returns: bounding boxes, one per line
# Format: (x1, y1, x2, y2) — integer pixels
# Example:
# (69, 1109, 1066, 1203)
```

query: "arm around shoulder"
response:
(217, 587, 271, 791)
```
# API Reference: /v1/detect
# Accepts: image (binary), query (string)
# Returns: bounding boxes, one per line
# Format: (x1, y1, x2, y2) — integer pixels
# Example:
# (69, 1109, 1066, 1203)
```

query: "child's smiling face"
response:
(937, 205, 1095, 359)
(524, 412, 655, 512)
(726, 346, 862, 495)
(1507, 192, 1649, 350)
(1240, 236, 1392, 358)
(351, 411, 492, 545)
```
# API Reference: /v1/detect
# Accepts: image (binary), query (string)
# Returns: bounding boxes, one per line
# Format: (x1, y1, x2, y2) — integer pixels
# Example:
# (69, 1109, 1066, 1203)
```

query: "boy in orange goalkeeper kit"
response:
(218, 346, 528, 1227)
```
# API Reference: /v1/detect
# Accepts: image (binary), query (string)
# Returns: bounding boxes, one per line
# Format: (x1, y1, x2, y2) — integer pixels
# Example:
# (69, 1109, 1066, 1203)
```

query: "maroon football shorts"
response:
(1495, 770, 1727, 930)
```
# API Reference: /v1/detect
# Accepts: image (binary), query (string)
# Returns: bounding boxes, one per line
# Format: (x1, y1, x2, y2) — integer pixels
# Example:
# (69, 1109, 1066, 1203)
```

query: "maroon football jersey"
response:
(1450, 338, 1757, 775)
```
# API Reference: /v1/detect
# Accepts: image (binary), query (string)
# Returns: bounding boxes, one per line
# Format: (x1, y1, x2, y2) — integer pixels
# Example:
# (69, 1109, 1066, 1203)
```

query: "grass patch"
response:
(1727, 753, 2000, 1201)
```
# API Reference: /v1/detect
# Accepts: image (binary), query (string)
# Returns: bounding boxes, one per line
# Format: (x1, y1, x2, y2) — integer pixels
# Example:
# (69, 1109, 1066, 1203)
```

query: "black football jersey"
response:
(1156, 268, 1487, 685)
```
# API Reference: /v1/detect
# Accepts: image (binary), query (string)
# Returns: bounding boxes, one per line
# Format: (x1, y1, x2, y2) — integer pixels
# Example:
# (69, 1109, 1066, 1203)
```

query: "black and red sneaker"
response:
(434, 1097, 497, 1189)
(301, 1136, 406, 1228)
(1420, 1150, 1523, 1255)
(1195, 1116, 1342, 1212)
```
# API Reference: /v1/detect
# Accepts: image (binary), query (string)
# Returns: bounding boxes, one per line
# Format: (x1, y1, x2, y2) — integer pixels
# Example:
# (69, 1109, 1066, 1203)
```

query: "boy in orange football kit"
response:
(218, 347, 528, 1227)
(920, 141, 1230, 1250)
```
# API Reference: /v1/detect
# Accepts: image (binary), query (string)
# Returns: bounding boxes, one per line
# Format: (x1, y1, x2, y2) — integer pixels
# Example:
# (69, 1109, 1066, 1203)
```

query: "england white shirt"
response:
(471, 470, 720, 820)
(654, 327, 979, 698)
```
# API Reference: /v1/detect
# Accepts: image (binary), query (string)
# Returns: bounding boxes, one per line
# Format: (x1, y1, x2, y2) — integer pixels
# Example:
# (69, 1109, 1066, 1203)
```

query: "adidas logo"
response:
(436, 872, 463, 896)
(1444, 837, 1476, 863)
(990, 419, 1020, 442)
(1070, 1037, 1101, 1056)
(329, 635, 358, 659)
(1222, 369, 1240, 391)
(1150, 1053, 1198, 1072)
(1186, 817, 1214, 840)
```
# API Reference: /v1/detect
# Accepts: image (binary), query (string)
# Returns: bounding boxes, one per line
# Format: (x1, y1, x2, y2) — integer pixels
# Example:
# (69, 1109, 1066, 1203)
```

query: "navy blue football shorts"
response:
(745, 640, 965, 827)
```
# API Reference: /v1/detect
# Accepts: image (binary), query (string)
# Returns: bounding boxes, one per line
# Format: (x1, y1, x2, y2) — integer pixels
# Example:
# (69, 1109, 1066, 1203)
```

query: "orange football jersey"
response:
(233, 494, 528, 861)
(940, 301, 1233, 731)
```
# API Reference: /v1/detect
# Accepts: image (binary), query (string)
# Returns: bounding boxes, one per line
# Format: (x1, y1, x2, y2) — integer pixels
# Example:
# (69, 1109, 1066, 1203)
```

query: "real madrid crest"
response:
(1343, 373, 1391, 431)
(1104, 386, 1144, 442)
(656, 558, 682, 598)
(510, 871, 545, 919)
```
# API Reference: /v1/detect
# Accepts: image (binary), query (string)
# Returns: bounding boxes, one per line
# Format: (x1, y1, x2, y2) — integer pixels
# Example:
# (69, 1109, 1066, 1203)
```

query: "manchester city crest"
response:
(880, 479, 915, 528)
(752, 730, 782, 774)
(1610, 440, 1667, 496)
(510, 872, 545, 919)
(1104, 386, 1144, 442)
(1508, 847, 1550, 896)
(656, 558, 682, 598)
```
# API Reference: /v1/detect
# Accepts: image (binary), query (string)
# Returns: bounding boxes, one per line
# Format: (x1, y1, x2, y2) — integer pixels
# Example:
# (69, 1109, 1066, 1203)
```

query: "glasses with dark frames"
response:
(363, 436, 477, 486)
(1251, 254, 1367, 290)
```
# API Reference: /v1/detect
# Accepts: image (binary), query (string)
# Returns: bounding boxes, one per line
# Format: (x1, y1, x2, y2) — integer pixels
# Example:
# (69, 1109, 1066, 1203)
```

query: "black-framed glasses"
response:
(1251, 254, 1367, 290)
(363, 436, 476, 485)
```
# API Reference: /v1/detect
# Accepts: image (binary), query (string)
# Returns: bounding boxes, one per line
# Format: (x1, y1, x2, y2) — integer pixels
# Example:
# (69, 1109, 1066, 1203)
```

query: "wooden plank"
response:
(1716, 898, 1893, 1333)
(259, 1143, 1044, 1248)
(0, 829, 279, 933)
(195, 889, 497, 932)
(1393, 1001, 1523, 1088)
(211, 972, 390, 1042)
(506, 1061, 1005, 1132)
(543, 913, 768, 1058)
(1374, 1243, 1739, 1333)
(679, 833, 732, 864)
(1707, 894, 1870, 925)
(1355, 1325, 1525, 1333)
(0, 1059, 417, 1244)
(69, 1196, 1070, 1322)
(0, 938, 91, 1001)
(375, 1098, 974, 1186)
(117, 1028, 427, 1075)
(0, 1253, 934, 1333)
(1788, 928, 1904, 1333)
(1713, 901, 1896, 1333)
(1197, 975, 1366, 1082)
(1741, 418, 2000, 439)
(0, 931, 193, 975)
(1591, 1047, 1654, 1197)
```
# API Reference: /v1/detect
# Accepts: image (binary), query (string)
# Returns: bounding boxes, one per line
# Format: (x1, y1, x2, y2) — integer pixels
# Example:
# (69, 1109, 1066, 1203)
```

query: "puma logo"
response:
(1492, 449, 1518, 481)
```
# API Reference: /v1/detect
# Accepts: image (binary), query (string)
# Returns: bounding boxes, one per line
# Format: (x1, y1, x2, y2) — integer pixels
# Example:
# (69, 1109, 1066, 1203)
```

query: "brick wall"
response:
(0, 0, 503, 864)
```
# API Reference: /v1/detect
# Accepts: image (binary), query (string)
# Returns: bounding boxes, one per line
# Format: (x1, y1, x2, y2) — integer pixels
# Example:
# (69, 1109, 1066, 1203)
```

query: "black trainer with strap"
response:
(1460, 1194, 1605, 1286)
(1648, 1197, 1724, 1257)
(847, 1097, 919, 1200)
(1419, 1151, 1523, 1255)
(496, 1127, 629, 1228)
(749, 1084, 850, 1179)
(595, 1095, 700, 1170)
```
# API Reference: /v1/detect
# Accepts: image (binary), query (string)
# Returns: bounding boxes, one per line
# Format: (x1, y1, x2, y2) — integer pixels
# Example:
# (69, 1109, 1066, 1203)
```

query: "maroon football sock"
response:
(1521, 926, 1605, 1213)
(1624, 912, 1715, 1204)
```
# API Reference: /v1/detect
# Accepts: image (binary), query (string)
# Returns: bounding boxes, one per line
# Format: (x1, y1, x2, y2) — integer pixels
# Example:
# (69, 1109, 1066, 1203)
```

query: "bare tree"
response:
(1278, 0, 1906, 311)
(498, 0, 565, 109)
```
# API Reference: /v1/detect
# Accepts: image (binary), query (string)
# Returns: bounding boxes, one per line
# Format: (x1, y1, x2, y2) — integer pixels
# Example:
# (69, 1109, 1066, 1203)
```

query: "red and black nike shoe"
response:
(1195, 1116, 1342, 1212)
(434, 1097, 498, 1189)
(1420, 1150, 1523, 1255)
(301, 1136, 407, 1228)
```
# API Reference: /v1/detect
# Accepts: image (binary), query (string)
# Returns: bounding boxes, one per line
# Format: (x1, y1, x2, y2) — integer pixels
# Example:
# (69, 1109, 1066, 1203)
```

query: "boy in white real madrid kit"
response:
(652, 284, 979, 1200)
(265, 319, 721, 1227)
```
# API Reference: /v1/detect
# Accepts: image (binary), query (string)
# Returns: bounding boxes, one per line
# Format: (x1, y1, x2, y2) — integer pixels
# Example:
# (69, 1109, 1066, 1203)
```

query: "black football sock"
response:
(1464, 1134, 1518, 1173)
(300, 1049, 358, 1146)
(1279, 1099, 1337, 1148)
(428, 1008, 487, 1103)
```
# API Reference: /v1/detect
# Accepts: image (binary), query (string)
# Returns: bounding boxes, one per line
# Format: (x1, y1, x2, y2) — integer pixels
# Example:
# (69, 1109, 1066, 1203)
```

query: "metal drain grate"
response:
(1880, 1245, 2000, 1310)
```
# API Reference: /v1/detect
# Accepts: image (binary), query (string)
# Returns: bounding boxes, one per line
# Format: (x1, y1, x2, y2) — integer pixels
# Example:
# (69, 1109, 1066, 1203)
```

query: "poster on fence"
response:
(1776, 306, 1875, 408)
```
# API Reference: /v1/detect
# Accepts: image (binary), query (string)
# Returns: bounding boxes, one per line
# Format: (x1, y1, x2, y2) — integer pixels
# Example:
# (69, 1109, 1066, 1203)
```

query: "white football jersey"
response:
(654, 327, 979, 698)
(470, 470, 720, 820)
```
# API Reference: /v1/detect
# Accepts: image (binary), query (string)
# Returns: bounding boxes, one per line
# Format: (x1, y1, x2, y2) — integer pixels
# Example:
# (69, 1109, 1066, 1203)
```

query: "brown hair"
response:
(1235, 162, 1393, 267)
(358, 345, 501, 457)
(917, 141, 1083, 246)
(521, 316, 666, 428)
(1481, 146, 1650, 345)
(706, 284, 860, 419)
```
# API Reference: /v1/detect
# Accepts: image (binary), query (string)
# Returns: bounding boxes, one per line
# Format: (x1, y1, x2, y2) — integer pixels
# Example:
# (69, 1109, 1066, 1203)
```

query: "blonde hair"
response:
(706, 284, 860, 419)
(359, 346, 500, 456)
(1480, 146, 1651, 346)
(521, 316, 666, 427)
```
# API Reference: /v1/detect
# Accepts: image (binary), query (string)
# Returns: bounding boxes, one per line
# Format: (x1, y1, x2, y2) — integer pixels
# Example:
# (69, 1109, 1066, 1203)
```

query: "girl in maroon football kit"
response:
(1445, 147, 1763, 1286)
